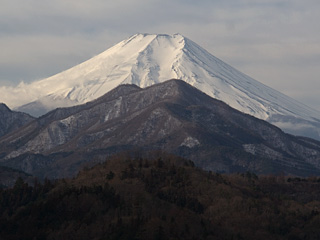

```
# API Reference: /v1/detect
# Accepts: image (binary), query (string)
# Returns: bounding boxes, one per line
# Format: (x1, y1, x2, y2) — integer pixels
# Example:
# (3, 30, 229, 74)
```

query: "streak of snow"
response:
(60, 116, 75, 126)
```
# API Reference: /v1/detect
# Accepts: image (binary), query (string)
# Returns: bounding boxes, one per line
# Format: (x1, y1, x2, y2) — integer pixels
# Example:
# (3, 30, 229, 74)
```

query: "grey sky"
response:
(1, 0, 320, 110)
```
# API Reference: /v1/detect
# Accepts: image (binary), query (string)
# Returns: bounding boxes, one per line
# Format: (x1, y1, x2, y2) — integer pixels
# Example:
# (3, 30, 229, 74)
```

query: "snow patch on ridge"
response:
(60, 116, 75, 126)
(181, 136, 200, 148)
(104, 96, 122, 122)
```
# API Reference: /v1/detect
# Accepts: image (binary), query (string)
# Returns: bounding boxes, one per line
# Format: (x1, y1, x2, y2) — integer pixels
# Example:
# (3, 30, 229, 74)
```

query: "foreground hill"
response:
(1, 34, 319, 139)
(1, 80, 320, 178)
(1, 154, 320, 240)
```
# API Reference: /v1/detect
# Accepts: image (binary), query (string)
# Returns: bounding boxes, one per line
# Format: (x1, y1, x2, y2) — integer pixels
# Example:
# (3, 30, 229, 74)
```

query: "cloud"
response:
(1, 0, 320, 111)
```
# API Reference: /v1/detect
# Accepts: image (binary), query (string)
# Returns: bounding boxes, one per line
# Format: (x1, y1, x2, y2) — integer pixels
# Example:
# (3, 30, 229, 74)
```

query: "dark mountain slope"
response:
(1, 80, 320, 178)
(0, 166, 34, 188)
(0, 103, 34, 138)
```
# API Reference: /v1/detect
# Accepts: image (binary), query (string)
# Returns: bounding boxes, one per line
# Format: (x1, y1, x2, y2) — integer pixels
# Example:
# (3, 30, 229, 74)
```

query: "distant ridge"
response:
(0, 103, 34, 138)
(2, 80, 320, 178)
(0, 33, 319, 139)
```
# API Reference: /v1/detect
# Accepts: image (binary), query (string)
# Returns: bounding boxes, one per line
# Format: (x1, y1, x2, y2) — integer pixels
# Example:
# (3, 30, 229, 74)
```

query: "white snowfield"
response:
(1, 33, 320, 139)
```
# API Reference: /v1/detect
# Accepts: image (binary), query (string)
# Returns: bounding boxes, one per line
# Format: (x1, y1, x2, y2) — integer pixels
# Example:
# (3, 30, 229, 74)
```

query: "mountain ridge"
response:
(0, 33, 319, 139)
(1, 80, 320, 178)
(0, 103, 35, 138)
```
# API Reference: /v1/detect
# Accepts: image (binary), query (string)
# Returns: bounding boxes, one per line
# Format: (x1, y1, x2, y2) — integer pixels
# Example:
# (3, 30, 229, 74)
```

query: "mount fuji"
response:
(1, 33, 320, 139)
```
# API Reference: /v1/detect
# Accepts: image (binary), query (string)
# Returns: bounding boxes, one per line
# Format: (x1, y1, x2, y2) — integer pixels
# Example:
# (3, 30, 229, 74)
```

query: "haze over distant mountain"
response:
(1, 80, 320, 179)
(1, 33, 320, 139)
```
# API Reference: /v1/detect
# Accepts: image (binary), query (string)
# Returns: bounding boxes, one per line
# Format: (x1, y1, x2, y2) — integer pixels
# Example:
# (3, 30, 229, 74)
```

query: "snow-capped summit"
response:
(1, 33, 320, 139)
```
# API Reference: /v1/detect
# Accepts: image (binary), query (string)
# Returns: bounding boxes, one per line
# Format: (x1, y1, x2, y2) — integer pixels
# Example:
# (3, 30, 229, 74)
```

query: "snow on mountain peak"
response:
(1, 33, 320, 139)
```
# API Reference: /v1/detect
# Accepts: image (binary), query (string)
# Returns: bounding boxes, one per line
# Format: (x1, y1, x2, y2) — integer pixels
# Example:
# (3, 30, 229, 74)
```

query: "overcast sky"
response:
(1, 0, 320, 110)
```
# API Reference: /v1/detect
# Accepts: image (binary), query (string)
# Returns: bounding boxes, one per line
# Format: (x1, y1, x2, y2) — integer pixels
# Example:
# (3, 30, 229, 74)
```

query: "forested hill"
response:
(1, 152, 320, 240)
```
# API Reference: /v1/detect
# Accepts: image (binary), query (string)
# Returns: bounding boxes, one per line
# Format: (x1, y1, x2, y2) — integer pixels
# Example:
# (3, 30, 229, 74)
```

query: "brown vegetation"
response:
(1, 152, 320, 239)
